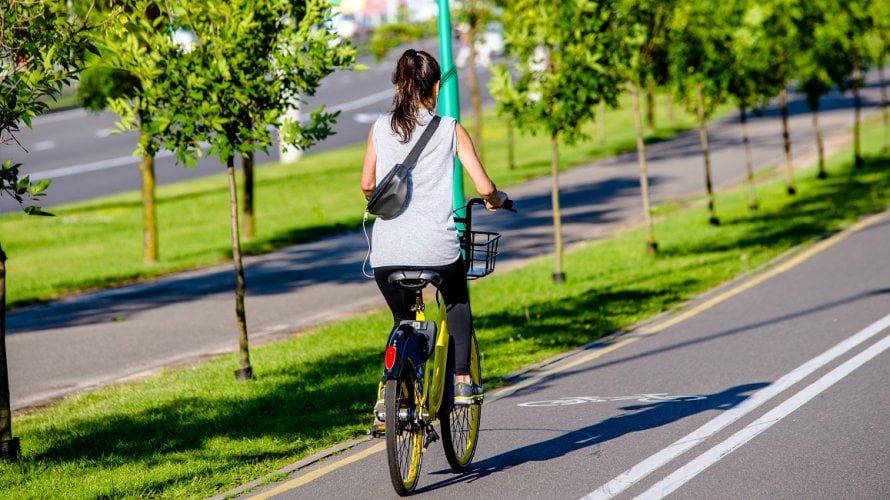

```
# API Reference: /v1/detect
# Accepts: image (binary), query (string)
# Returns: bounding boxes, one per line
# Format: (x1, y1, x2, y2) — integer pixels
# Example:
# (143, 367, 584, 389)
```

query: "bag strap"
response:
(402, 115, 441, 166)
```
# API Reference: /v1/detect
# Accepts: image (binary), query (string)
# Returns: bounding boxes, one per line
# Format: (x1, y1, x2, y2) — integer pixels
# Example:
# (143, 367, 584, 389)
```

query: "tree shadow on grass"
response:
(22, 345, 383, 496)
(658, 154, 890, 258)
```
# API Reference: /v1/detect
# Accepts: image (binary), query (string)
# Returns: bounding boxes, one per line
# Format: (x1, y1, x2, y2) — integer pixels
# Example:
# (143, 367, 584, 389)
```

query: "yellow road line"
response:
(637, 211, 884, 337)
(249, 211, 885, 497)
(248, 442, 386, 499)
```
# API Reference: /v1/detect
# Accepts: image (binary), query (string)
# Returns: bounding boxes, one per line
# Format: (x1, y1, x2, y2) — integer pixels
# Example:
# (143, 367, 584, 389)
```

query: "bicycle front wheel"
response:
(385, 371, 424, 495)
(441, 334, 482, 472)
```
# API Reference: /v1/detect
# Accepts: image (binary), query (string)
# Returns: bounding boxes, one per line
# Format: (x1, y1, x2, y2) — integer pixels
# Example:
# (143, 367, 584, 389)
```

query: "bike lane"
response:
(225, 210, 890, 499)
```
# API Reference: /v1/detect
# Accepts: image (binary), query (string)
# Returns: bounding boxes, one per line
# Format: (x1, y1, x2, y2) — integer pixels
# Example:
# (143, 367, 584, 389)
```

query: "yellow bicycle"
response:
(374, 197, 514, 495)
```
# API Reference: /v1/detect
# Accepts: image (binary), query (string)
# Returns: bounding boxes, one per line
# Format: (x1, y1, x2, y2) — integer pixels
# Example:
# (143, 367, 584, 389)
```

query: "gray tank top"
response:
(370, 109, 460, 268)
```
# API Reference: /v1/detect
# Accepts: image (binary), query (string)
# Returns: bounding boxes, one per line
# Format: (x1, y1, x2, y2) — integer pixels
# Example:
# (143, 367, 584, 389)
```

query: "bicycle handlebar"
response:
(464, 196, 516, 213)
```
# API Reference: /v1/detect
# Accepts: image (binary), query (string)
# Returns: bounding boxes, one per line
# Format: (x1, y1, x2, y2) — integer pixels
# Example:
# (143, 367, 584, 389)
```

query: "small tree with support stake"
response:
(490, 0, 624, 282)
(108, 0, 353, 380)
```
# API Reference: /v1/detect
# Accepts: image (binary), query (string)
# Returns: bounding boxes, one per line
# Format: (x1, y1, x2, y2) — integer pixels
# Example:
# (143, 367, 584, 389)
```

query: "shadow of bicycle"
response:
(419, 382, 769, 492)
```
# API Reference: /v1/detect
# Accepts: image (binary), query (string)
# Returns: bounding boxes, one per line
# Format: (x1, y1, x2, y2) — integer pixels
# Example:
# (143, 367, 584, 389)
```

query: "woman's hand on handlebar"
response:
(485, 191, 510, 212)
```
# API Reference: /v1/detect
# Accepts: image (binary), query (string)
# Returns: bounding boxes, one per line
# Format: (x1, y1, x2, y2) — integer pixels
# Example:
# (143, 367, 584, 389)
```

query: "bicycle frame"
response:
(382, 295, 451, 421)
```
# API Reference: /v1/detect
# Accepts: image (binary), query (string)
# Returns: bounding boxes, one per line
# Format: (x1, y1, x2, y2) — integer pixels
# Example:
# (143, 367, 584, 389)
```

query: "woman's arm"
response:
(360, 125, 377, 199)
(455, 123, 504, 210)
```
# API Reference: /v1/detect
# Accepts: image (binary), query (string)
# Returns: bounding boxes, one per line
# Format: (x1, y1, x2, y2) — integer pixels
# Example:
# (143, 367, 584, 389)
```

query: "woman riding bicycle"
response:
(360, 48, 506, 403)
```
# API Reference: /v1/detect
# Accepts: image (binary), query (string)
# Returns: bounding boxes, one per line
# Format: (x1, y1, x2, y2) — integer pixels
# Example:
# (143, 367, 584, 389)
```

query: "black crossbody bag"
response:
(366, 116, 441, 220)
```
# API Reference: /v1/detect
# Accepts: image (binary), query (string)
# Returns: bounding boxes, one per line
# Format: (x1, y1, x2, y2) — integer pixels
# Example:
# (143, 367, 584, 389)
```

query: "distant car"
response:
(456, 28, 505, 68)
(330, 13, 364, 42)
(481, 30, 504, 57)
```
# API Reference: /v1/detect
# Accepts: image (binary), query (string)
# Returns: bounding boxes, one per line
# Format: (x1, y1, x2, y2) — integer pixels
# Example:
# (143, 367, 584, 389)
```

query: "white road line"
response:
(32, 107, 88, 125)
(354, 112, 380, 124)
(636, 332, 890, 499)
(327, 88, 392, 113)
(29, 150, 175, 181)
(583, 312, 890, 500)
(34, 140, 55, 151)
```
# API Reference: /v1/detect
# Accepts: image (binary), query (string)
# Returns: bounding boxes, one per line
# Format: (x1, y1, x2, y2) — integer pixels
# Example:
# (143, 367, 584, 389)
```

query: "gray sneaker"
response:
(454, 382, 483, 405)
(371, 388, 385, 437)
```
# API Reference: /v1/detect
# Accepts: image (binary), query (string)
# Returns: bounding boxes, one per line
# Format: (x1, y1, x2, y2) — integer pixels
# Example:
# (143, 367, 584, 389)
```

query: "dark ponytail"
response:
(391, 49, 440, 143)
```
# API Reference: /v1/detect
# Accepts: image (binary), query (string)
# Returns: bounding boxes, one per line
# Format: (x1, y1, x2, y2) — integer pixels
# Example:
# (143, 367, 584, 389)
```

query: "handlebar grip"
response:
(464, 196, 516, 212)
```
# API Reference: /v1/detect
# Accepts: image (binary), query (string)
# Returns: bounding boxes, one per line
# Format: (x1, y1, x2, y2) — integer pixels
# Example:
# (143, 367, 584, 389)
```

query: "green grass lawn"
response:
(0, 93, 699, 308)
(1, 122, 887, 498)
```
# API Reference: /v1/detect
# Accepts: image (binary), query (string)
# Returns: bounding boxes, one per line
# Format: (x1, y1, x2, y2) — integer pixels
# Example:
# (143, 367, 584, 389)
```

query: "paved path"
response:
(6, 75, 886, 409)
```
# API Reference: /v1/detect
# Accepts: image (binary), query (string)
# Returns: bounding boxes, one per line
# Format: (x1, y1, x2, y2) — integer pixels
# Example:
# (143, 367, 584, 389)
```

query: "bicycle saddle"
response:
(387, 270, 443, 290)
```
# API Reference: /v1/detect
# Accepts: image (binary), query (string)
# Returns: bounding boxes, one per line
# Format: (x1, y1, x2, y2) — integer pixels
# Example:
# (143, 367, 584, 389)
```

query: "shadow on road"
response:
(420, 382, 769, 492)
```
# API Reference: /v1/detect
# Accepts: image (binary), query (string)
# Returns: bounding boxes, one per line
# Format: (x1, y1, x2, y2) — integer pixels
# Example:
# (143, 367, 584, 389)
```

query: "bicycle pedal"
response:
(371, 423, 385, 438)
(423, 427, 439, 449)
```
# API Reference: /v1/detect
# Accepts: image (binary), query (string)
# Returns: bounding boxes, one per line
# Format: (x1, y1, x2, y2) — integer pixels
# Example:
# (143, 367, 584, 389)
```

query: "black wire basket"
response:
(461, 230, 501, 279)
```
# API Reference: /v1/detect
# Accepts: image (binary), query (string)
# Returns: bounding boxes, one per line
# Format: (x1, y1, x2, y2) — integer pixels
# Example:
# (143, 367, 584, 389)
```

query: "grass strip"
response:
(0, 93, 700, 308)
(0, 121, 887, 498)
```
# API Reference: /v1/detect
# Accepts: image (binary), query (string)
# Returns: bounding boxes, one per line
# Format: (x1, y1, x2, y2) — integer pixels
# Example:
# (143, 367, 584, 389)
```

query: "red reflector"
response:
(385, 346, 397, 370)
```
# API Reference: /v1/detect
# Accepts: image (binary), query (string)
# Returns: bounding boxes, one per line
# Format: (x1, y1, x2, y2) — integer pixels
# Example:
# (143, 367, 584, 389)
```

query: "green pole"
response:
(436, 0, 465, 215)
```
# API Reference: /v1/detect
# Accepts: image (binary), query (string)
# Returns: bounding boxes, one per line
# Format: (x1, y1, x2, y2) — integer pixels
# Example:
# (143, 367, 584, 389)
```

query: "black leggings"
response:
(374, 257, 473, 375)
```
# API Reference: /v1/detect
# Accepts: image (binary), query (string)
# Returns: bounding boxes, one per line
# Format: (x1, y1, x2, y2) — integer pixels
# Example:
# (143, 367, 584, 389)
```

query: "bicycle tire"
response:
(385, 372, 424, 495)
(441, 334, 482, 472)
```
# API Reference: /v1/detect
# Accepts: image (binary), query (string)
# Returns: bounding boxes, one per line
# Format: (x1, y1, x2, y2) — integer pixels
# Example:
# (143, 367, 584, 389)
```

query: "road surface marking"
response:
(247, 441, 386, 500)
(34, 140, 55, 151)
(354, 112, 381, 124)
(584, 312, 890, 500)
(328, 89, 392, 114)
(517, 394, 707, 407)
(32, 107, 88, 124)
(29, 150, 175, 181)
(636, 331, 890, 499)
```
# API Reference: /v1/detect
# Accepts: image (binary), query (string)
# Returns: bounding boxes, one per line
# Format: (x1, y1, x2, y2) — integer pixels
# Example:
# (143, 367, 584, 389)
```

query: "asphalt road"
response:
(5, 72, 885, 410)
(228, 208, 890, 500)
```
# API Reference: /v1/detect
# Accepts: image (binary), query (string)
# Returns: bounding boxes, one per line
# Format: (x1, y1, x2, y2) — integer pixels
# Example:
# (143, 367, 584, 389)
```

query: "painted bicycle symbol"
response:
(517, 393, 707, 407)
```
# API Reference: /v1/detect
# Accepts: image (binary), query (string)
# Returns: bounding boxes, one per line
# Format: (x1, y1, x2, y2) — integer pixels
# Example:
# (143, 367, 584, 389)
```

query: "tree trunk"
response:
(550, 134, 566, 283)
(667, 93, 675, 123)
(739, 106, 758, 211)
(696, 83, 719, 226)
(880, 59, 889, 153)
(0, 242, 19, 461)
(630, 82, 658, 254)
(646, 77, 656, 132)
(596, 100, 606, 145)
(507, 119, 515, 170)
(241, 151, 256, 241)
(812, 107, 826, 179)
(227, 156, 252, 381)
(852, 68, 863, 167)
(780, 88, 796, 195)
(465, 24, 484, 161)
(139, 151, 158, 263)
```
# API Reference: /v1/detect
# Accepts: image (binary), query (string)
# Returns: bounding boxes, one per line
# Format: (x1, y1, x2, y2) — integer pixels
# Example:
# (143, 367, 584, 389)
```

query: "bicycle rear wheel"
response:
(385, 371, 424, 495)
(441, 334, 482, 472)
